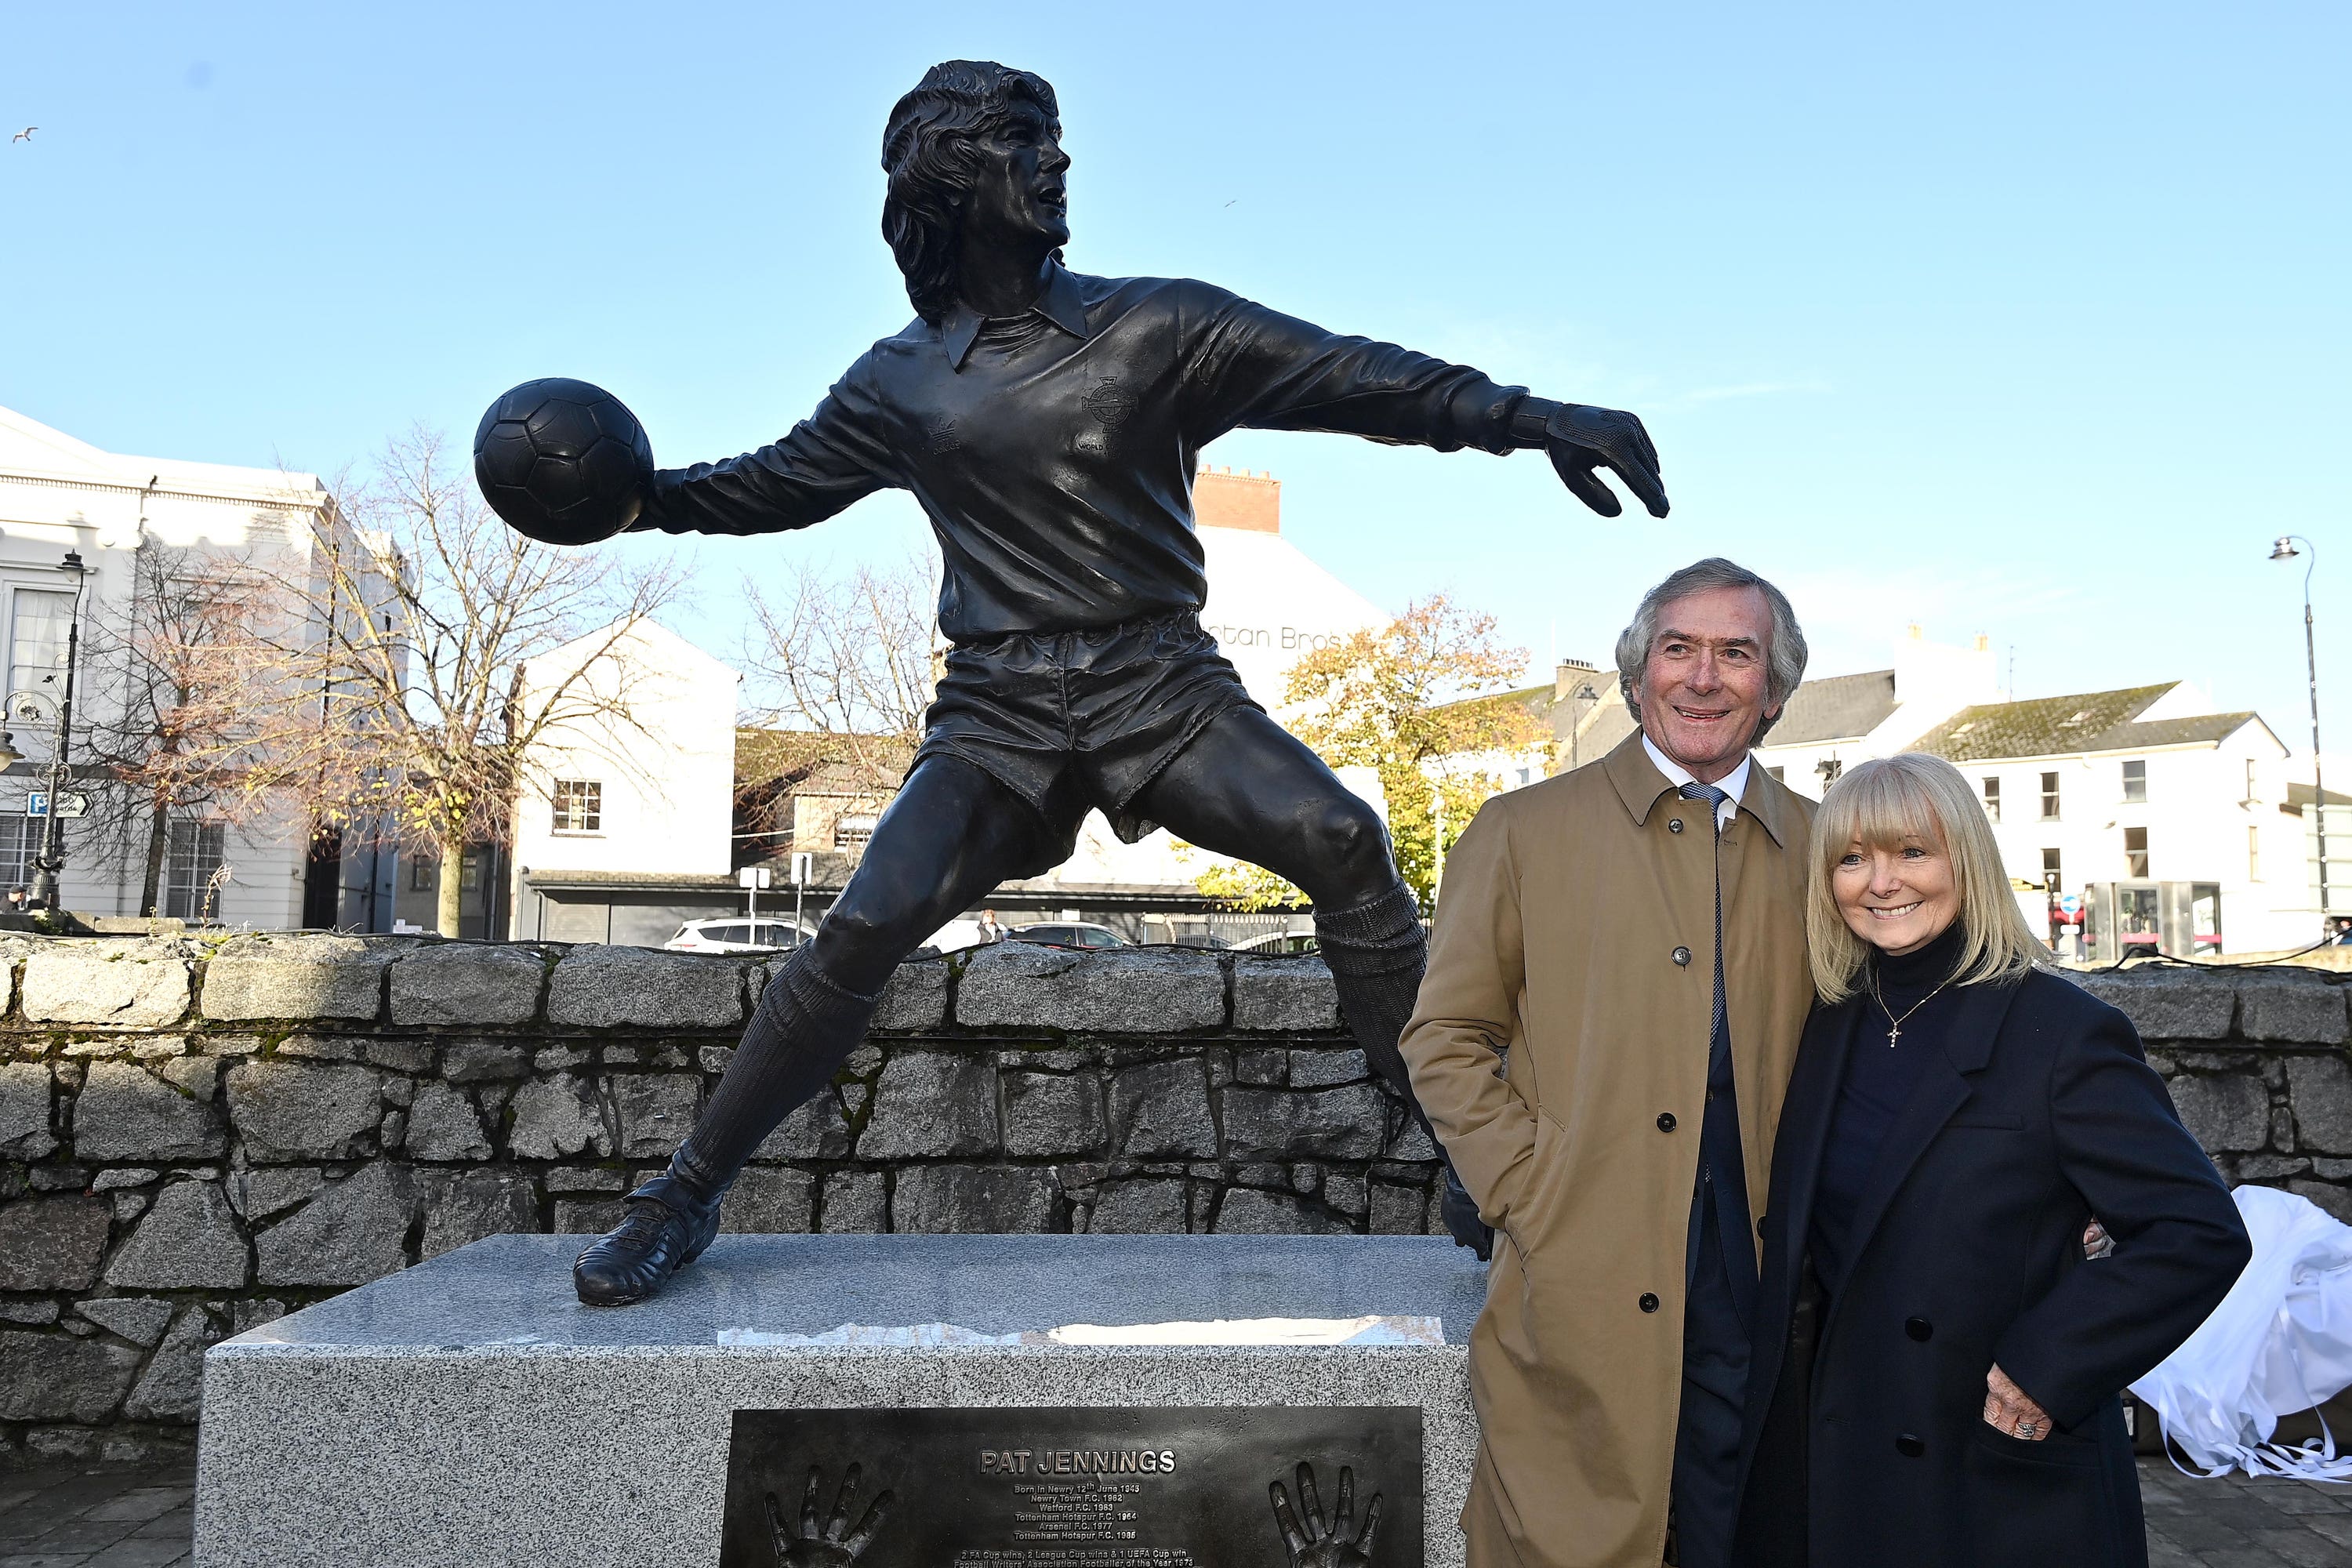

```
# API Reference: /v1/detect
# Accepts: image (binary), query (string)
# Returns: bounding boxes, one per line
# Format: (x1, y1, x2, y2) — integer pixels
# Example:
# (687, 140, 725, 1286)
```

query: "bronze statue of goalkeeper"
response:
(564, 60, 1668, 1305)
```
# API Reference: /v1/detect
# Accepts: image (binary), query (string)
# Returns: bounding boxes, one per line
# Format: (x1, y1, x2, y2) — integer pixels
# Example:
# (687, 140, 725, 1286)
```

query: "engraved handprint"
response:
(1269, 1461, 1383, 1568)
(766, 1463, 894, 1566)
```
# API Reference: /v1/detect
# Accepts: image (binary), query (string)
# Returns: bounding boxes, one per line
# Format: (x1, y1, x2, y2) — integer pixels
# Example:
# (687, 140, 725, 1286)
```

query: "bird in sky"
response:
(10, 128, 33, 143)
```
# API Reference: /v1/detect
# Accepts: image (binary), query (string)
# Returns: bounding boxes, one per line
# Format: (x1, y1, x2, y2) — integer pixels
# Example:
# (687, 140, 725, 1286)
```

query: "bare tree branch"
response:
(227, 427, 683, 935)
(77, 541, 294, 914)
(739, 549, 940, 793)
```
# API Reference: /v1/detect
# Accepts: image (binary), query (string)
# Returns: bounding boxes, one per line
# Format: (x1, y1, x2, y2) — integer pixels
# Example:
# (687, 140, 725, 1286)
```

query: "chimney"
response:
(1555, 657, 1600, 703)
(1192, 466, 1281, 534)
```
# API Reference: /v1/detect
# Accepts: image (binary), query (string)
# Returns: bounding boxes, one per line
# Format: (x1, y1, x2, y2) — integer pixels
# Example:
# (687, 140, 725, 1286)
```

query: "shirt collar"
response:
(939, 262, 1091, 371)
(1640, 732, 1750, 828)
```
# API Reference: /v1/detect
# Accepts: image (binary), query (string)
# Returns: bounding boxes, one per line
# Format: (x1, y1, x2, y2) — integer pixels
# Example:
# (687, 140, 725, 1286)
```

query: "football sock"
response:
(672, 951, 884, 1196)
(1312, 881, 1441, 1157)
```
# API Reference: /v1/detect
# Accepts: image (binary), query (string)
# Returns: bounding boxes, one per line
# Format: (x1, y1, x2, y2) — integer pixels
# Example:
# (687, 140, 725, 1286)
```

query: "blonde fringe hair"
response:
(1806, 753, 2047, 1002)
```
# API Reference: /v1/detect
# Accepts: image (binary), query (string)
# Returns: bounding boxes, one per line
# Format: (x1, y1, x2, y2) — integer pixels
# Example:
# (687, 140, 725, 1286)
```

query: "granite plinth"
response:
(194, 1232, 1487, 1567)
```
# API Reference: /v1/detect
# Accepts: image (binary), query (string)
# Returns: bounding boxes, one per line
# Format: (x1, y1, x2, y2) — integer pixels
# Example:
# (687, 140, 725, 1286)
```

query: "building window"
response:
(2042, 848, 2061, 884)
(2124, 826, 2149, 879)
(1817, 758, 1843, 785)
(2122, 760, 2147, 803)
(7, 587, 74, 705)
(5, 588, 74, 758)
(833, 813, 879, 849)
(1765, 765, 1785, 783)
(1982, 776, 2002, 822)
(2245, 759, 2259, 803)
(2040, 771, 2060, 820)
(551, 780, 602, 833)
(163, 819, 226, 920)
(0, 815, 35, 891)
(2249, 825, 2261, 882)
(410, 857, 434, 891)
(460, 851, 484, 892)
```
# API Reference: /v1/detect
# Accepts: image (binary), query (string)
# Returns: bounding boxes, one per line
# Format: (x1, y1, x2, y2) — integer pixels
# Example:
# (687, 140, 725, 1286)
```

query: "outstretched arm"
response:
(1179, 286, 1668, 518)
(631, 378, 894, 538)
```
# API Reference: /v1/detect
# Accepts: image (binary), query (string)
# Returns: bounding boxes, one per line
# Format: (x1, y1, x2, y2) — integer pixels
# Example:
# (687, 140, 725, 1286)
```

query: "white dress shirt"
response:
(1641, 734, 1750, 833)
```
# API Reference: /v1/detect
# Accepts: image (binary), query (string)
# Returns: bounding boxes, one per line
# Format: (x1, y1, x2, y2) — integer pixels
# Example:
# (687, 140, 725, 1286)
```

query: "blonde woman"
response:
(1733, 753, 2248, 1567)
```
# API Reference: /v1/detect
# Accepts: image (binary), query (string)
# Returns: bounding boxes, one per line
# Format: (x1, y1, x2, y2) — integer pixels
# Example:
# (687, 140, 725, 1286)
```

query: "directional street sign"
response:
(56, 792, 88, 818)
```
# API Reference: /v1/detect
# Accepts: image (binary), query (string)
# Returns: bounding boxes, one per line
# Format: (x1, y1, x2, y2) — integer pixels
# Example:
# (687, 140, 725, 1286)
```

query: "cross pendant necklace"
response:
(1878, 982, 1950, 1049)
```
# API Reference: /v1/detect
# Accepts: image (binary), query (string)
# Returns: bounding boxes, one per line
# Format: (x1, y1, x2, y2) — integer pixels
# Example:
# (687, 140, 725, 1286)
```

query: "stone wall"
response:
(0, 935, 2344, 1465)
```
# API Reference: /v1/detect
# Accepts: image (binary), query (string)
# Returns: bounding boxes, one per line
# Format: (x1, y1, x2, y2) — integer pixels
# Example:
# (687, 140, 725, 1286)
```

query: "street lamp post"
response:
(27, 550, 93, 913)
(2270, 536, 2328, 932)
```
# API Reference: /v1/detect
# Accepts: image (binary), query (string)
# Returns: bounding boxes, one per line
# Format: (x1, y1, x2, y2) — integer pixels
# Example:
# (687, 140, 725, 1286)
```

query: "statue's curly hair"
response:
(880, 60, 1062, 325)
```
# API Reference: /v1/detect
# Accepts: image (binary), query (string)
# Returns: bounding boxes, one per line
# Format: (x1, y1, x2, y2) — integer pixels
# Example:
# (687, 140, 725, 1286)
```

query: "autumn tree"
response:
(78, 541, 287, 915)
(237, 429, 680, 936)
(1234, 594, 1548, 910)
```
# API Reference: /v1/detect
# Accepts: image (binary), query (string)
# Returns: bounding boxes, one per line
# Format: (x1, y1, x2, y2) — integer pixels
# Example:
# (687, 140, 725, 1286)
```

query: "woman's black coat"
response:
(1735, 969, 2251, 1567)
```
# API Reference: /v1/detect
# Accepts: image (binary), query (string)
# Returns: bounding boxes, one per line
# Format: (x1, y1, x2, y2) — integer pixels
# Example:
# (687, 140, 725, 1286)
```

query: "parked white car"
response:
(924, 918, 990, 953)
(1231, 928, 1319, 955)
(1004, 921, 1130, 951)
(662, 916, 813, 953)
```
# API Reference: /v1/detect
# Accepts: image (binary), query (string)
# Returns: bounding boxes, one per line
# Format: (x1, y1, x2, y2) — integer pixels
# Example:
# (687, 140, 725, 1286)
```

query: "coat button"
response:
(1639, 1293, 1660, 1313)
(1657, 1112, 1677, 1132)
(1668, 818, 1685, 833)
(1671, 946, 1692, 967)
(1895, 1434, 1926, 1457)
(1906, 1317, 1933, 1341)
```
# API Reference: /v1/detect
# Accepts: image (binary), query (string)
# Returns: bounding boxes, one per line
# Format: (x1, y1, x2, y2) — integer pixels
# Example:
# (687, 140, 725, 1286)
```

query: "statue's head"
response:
(881, 60, 1066, 324)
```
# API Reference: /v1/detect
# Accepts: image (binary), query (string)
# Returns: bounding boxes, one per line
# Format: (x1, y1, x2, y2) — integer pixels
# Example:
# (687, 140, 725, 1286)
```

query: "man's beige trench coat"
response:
(1402, 732, 1817, 1568)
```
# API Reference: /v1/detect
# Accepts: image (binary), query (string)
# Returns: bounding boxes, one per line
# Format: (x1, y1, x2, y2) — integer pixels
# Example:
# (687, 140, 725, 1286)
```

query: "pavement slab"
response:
(0, 1452, 2347, 1566)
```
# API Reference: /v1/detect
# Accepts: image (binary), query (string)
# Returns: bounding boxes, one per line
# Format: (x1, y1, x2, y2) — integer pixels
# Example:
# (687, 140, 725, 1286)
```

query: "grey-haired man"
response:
(1404, 560, 1815, 1567)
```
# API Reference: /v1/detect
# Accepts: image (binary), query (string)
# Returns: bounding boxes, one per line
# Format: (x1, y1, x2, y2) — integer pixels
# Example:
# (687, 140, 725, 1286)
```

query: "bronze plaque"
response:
(719, 1405, 1422, 1566)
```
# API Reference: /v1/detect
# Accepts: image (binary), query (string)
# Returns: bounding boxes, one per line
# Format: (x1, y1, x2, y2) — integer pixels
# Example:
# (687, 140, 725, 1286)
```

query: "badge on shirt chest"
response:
(1084, 378, 1139, 429)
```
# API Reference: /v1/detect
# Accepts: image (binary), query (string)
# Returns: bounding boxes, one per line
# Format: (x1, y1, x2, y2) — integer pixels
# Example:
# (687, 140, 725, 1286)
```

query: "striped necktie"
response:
(1679, 781, 1757, 1326)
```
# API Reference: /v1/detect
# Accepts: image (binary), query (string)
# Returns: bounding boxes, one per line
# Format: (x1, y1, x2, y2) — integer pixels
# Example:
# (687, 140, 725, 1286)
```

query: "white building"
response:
(0, 404, 365, 927)
(506, 620, 742, 948)
(1189, 466, 1388, 708)
(1896, 682, 2298, 953)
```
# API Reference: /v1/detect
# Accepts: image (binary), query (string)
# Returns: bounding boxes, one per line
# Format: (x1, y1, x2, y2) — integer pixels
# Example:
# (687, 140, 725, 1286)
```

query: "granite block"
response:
(197, 1233, 1481, 1567)
(547, 947, 749, 1031)
(23, 938, 192, 1026)
(871, 960, 949, 1031)
(2236, 974, 2352, 1044)
(200, 935, 392, 1022)
(956, 943, 1225, 1033)
(224, 1061, 383, 1161)
(0, 1192, 113, 1290)
(388, 945, 544, 1028)
(73, 1061, 227, 1163)
(0, 1060, 56, 1159)
(2077, 971, 2234, 1041)
(1232, 956, 1341, 1032)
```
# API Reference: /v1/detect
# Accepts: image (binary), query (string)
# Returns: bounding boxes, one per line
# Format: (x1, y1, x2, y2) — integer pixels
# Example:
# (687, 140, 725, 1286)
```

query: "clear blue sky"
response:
(4, 2, 2345, 756)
